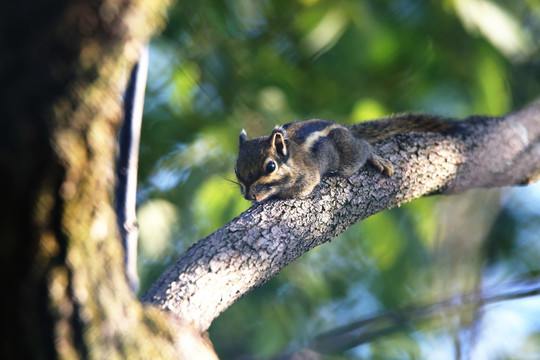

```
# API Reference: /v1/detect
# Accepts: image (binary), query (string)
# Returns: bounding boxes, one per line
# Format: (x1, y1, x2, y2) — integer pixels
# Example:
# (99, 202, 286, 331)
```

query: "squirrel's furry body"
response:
(235, 115, 454, 202)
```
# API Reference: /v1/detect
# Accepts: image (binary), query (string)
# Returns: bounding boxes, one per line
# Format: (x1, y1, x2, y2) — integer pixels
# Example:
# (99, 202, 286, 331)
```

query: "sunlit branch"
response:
(142, 101, 540, 332)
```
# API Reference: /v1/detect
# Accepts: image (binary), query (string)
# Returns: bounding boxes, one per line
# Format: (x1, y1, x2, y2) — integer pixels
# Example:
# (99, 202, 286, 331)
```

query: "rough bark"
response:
(1, 0, 216, 359)
(142, 103, 540, 333)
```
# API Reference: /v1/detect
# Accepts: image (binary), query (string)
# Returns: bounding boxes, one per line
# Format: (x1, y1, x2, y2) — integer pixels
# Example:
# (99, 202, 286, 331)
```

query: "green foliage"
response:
(138, 0, 540, 358)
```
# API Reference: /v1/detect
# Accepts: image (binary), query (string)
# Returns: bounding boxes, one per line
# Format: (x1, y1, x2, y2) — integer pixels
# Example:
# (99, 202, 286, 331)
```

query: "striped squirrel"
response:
(235, 114, 455, 202)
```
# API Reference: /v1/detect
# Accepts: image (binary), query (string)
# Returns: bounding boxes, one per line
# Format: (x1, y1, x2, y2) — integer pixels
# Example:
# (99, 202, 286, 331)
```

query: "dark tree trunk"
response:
(0, 1, 217, 358)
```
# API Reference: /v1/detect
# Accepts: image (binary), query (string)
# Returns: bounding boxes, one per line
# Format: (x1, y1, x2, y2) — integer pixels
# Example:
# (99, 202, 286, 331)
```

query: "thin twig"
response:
(308, 276, 540, 354)
(115, 45, 149, 294)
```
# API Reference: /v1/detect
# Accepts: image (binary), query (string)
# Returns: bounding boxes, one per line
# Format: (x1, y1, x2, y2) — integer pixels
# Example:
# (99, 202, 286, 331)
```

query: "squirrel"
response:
(234, 114, 455, 202)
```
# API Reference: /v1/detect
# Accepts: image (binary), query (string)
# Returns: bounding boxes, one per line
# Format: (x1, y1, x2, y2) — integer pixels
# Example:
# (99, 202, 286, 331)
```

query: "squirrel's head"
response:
(235, 128, 294, 202)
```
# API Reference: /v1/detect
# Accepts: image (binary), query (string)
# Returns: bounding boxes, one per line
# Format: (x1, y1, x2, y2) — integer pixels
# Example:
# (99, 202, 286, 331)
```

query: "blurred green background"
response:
(136, 0, 540, 358)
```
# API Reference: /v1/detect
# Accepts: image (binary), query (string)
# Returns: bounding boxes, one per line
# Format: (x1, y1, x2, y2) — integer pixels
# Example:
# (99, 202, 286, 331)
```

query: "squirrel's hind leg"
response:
(328, 129, 394, 177)
(369, 153, 394, 176)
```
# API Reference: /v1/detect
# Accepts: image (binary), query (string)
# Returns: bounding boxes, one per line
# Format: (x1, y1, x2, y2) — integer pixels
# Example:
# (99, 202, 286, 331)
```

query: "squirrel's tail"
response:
(348, 113, 457, 143)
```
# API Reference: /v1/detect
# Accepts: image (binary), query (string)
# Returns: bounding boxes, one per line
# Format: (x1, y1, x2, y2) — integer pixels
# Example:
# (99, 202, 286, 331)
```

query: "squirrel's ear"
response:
(271, 131, 287, 157)
(239, 129, 247, 145)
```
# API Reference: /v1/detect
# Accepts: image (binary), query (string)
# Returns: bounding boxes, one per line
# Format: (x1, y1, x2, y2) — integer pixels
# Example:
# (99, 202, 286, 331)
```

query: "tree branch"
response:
(116, 45, 148, 294)
(142, 102, 540, 332)
(307, 275, 540, 354)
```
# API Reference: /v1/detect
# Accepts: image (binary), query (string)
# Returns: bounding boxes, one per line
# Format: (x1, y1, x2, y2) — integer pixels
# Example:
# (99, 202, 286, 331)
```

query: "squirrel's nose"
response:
(245, 187, 258, 202)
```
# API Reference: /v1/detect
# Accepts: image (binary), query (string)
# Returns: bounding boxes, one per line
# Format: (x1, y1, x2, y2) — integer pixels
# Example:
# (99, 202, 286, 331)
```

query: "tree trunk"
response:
(1, 1, 216, 358)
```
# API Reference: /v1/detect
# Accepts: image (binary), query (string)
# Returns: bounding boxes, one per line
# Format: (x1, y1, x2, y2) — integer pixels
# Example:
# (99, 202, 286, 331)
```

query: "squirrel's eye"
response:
(265, 161, 276, 174)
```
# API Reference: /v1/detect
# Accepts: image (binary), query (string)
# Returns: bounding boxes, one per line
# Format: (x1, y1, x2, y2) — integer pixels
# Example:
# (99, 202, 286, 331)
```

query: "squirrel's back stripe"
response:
(302, 124, 344, 151)
(283, 119, 335, 142)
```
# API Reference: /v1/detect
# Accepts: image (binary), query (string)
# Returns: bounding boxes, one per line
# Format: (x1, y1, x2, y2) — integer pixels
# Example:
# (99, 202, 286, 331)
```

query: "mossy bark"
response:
(1, 1, 216, 358)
